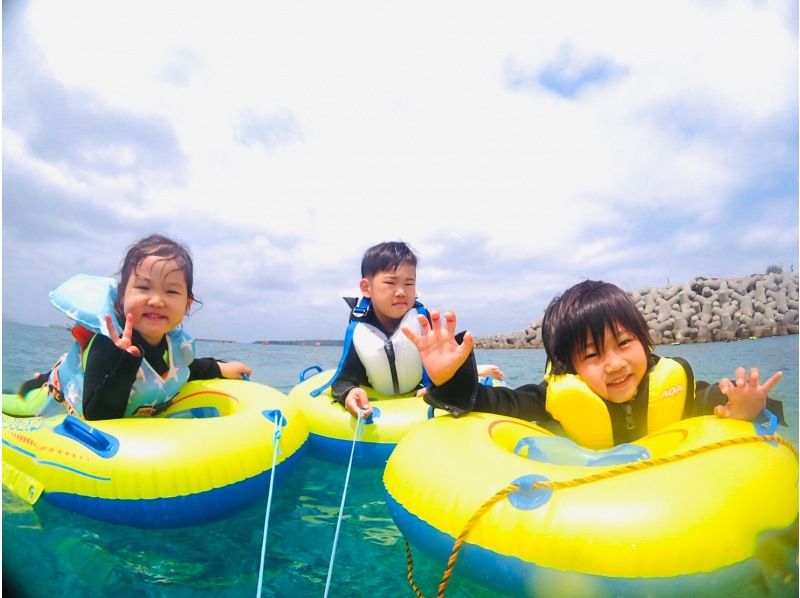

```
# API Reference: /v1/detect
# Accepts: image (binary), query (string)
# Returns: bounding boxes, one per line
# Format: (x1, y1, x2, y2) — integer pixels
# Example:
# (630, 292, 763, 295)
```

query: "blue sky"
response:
(3, 0, 798, 341)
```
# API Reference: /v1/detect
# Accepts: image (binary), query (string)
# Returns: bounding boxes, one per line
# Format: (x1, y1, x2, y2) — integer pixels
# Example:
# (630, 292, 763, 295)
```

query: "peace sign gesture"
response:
(106, 314, 142, 356)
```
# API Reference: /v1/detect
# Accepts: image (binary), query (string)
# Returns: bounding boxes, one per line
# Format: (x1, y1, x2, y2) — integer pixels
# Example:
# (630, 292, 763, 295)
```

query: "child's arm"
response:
(83, 321, 144, 420)
(330, 345, 373, 418)
(715, 367, 783, 422)
(402, 310, 548, 420)
(217, 361, 252, 380)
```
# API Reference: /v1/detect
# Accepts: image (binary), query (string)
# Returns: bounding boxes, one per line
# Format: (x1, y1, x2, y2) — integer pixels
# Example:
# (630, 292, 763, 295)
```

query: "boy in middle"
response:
(319, 241, 430, 419)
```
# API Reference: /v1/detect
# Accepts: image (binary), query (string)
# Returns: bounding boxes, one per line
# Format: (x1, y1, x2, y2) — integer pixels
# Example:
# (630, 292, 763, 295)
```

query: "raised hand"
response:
(106, 314, 141, 356)
(716, 367, 782, 422)
(402, 310, 474, 386)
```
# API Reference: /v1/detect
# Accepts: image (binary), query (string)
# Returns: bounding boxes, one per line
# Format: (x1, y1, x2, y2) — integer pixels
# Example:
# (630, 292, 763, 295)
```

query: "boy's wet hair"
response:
(542, 280, 652, 375)
(114, 234, 196, 318)
(361, 241, 418, 278)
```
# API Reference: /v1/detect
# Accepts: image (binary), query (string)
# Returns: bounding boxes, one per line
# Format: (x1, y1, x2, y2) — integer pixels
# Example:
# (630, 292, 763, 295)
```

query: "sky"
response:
(2, 0, 798, 342)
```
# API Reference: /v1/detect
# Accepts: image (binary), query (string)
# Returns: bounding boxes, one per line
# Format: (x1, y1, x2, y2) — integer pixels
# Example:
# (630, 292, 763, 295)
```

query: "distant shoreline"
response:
(247, 339, 344, 347)
(475, 272, 800, 349)
(22, 272, 799, 349)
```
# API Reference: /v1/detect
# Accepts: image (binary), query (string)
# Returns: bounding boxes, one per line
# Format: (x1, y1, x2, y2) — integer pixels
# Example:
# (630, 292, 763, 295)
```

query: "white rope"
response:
(323, 410, 364, 598)
(256, 412, 283, 597)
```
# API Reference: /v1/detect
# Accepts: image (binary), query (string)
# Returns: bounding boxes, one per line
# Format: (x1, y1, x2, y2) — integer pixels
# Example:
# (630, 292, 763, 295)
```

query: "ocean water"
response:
(2, 321, 798, 597)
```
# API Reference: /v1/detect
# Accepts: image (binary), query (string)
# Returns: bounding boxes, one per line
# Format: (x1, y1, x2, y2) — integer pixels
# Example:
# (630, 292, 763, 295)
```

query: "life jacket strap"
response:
(310, 319, 360, 397)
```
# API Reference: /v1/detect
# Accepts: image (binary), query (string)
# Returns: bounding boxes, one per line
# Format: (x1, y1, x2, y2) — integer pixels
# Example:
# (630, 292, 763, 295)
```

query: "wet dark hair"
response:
(542, 280, 652, 375)
(360, 241, 418, 278)
(113, 234, 196, 319)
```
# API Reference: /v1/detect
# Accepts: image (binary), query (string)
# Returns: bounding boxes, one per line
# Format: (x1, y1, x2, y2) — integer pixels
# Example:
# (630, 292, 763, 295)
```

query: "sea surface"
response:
(2, 321, 798, 597)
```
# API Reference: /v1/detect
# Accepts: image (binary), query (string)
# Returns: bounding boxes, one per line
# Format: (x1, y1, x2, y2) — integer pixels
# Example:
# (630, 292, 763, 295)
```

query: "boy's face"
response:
(571, 324, 647, 404)
(360, 262, 416, 330)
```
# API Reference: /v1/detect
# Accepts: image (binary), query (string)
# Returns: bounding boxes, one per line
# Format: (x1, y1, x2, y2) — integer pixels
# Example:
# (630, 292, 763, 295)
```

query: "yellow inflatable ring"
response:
(384, 412, 798, 596)
(2, 379, 308, 527)
(287, 368, 435, 466)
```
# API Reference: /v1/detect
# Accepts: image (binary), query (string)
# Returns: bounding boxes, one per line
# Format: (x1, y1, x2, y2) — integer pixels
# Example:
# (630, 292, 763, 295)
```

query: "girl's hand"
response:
(106, 314, 141, 356)
(716, 367, 782, 422)
(219, 361, 253, 380)
(402, 310, 473, 386)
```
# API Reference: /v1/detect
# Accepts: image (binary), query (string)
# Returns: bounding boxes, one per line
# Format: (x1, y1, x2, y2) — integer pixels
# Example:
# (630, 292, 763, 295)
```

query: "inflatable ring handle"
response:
(299, 365, 324, 382)
(755, 409, 779, 436)
(54, 415, 119, 458)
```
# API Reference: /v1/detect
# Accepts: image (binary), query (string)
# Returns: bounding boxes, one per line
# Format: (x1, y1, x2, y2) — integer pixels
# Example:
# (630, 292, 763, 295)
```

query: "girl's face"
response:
(571, 323, 648, 404)
(121, 256, 192, 346)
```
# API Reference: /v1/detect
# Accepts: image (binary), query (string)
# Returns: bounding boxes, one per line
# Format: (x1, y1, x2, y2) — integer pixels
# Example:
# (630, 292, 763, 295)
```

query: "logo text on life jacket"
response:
(660, 384, 684, 400)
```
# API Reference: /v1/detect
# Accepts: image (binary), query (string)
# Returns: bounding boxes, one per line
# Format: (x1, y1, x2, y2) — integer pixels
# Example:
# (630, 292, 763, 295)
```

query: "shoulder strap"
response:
(670, 356, 696, 415)
(310, 319, 360, 397)
(349, 297, 371, 320)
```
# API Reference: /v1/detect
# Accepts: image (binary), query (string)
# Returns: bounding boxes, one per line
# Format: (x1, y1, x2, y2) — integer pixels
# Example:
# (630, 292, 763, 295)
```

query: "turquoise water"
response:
(2, 321, 798, 597)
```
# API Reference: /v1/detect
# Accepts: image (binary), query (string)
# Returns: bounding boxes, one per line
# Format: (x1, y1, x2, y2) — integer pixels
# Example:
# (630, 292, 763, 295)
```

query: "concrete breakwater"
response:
(476, 273, 800, 349)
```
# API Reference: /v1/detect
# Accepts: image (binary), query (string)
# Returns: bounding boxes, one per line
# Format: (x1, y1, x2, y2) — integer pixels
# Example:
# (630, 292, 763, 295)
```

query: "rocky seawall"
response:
(476, 273, 800, 349)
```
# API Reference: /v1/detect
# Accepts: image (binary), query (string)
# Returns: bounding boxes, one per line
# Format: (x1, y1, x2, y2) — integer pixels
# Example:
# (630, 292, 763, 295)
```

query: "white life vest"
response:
(352, 308, 424, 396)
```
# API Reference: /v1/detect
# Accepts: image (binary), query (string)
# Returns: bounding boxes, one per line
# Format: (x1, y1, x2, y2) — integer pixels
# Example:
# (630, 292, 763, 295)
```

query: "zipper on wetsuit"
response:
(623, 403, 635, 431)
(384, 339, 400, 395)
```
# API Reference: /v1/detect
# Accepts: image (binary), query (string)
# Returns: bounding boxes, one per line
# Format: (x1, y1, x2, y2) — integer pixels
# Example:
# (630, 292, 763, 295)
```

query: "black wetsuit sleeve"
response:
(188, 358, 222, 380)
(331, 345, 368, 405)
(691, 380, 787, 426)
(424, 332, 550, 422)
(82, 334, 143, 421)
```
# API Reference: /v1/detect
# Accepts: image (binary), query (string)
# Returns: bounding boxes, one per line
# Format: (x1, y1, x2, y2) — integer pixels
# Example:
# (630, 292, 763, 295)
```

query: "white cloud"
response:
(4, 0, 796, 340)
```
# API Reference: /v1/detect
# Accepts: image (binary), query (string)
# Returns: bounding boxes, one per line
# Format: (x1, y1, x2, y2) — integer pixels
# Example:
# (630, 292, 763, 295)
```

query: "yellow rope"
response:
(403, 433, 798, 598)
(532, 434, 797, 492)
(403, 539, 427, 598)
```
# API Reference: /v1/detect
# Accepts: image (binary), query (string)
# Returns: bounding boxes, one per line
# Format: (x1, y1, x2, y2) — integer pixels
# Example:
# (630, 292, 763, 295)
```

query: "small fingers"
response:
(734, 366, 746, 387)
(461, 330, 475, 354)
(714, 404, 730, 418)
(429, 310, 441, 330)
(443, 311, 458, 335)
(761, 370, 783, 394)
(356, 395, 372, 418)
(106, 315, 120, 343)
(417, 313, 431, 331)
(719, 377, 733, 394)
(401, 326, 421, 346)
(123, 313, 134, 341)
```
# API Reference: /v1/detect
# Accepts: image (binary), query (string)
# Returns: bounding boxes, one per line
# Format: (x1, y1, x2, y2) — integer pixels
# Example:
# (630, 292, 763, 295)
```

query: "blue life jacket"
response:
(44, 274, 195, 418)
